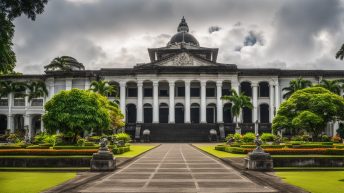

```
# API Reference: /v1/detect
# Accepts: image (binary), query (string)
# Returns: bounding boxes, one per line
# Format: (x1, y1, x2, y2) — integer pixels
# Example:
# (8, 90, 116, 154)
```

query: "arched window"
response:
(243, 107, 252, 123)
(240, 82, 252, 97)
(191, 103, 200, 123)
(259, 82, 269, 97)
(0, 115, 7, 134)
(223, 103, 232, 123)
(206, 103, 217, 123)
(259, 104, 270, 123)
(126, 104, 137, 123)
(175, 103, 184, 123)
(159, 103, 169, 123)
(143, 104, 152, 123)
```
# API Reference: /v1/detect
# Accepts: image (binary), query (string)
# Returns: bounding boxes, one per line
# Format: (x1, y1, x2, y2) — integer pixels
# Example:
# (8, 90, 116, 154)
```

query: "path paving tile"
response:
(78, 144, 276, 193)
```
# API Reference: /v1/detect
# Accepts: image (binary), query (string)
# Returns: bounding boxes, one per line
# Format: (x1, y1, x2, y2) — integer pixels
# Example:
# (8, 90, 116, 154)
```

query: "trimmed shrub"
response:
(261, 133, 275, 143)
(87, 136, 101, 143)
(112, 146, 130, 154)
(321, 134, 331, 142)
(113, 133, 131, 144)
(6, 134, 19, 143)
(233, 133, 242, 142)
(242, 132, 255, 143)
(240, 144, 285, 149)
(215, 145, 226, 151)
(224, 146, 246, 154)
(77, 138, 86, 146)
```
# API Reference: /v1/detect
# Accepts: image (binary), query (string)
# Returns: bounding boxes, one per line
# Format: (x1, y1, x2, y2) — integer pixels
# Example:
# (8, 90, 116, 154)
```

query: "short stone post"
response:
(90, 138, 116, 171)
(245, 134, 273, 171)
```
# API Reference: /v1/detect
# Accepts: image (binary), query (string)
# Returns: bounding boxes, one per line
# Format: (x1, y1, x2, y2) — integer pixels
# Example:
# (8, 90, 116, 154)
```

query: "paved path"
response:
(77, 144, 276, 193)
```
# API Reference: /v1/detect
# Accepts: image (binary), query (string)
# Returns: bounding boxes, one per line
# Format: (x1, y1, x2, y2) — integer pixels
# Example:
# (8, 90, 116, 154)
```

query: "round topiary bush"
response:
(242, 132, 255, 144)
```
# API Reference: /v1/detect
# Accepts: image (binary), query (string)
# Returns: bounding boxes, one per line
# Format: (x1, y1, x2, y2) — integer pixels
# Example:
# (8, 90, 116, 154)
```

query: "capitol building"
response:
(0, 18, 341, 141)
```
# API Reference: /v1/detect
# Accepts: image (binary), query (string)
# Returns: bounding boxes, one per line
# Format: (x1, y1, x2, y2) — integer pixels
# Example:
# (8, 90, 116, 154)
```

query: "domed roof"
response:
(167, 17, 200, 47)
(168, 32, 200, 46)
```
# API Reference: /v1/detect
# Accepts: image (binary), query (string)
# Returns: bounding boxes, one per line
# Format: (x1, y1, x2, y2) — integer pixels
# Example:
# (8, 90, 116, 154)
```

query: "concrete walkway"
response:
(76, 144, 276, 193)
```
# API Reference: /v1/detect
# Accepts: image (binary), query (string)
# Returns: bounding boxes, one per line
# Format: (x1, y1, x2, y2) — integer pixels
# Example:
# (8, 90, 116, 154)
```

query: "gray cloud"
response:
(11, 0, 344, 73)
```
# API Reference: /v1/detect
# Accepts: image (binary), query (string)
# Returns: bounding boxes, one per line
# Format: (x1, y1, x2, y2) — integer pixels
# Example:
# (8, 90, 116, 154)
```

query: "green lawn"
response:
(116, 144, 157, 157)
(275, 171, 344, 193)
(0, 172, 76, 193)
(193, 144, 246, 158)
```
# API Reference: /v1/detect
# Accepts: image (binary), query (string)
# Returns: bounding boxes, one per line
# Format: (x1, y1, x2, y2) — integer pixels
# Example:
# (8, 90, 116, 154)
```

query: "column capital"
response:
(184, 80, 191, 86)
(119, 81, 126, 87)
(137, 80, 143, 87)
(200, 80, 207, 87)
(169, 81, 175, 86)
(251, 82, 258, 87)
(153, 81, 159, 87)
(216, 81, 222, 87)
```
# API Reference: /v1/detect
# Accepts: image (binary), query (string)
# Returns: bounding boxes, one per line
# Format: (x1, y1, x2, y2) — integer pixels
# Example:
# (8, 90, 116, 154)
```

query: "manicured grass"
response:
(115, 145, 157, 158)
(193, 144, 246, 158)
(0, 172, 76, 193)
(275, 171, 344, 193)
(0, 167, 89, 171)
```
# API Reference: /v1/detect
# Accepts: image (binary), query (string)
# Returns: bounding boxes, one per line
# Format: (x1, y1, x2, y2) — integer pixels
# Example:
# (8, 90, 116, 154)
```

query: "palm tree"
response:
(0, 80, 13, 99)
(336, 44, 344, 60)
(26, 80, 48, 101)
(89, 80, 116, 97)
(319, 79, 341, 95)
(10, 81, 27, 98)
(282, 77, 312, 99)
(221, 89, 253, 129)
(44, 56, 85, 71)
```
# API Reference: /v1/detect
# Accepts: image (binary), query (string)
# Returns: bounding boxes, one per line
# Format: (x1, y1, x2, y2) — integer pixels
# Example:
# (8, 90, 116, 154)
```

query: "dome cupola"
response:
(168, 17, 200, 47)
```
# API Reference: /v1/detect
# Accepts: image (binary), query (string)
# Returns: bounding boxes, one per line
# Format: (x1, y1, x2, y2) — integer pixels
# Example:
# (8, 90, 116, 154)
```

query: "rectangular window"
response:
(127, 88, 137, 97)
(31, 99, 43, 106)
(177, 87, 185, 97)
(0, 99, 8, 106)
(222, 89, 231, 96)
(144, 88, 153, 97)
(14, 98, 25, 106)
(159, 89, 169, 97)
(206, 88, 215, 97)
(191, 88, 200, 97)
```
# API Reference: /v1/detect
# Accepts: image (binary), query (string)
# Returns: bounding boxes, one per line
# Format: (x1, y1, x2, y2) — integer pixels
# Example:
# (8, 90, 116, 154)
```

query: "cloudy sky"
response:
(12, 0, 344, 73)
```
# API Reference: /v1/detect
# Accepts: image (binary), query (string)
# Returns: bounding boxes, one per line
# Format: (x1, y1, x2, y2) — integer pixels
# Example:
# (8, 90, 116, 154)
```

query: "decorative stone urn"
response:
(90, 138, 116, 171)
(245, 134, 273, 171)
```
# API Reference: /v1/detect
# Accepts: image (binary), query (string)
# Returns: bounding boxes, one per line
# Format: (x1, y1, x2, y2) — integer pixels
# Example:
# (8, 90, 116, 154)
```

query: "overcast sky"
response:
(12, 0, 344, 74)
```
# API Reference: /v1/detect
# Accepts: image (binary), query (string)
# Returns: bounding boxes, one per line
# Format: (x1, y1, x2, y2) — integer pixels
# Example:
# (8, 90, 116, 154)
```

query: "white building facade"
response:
(0, 18, 341, 141)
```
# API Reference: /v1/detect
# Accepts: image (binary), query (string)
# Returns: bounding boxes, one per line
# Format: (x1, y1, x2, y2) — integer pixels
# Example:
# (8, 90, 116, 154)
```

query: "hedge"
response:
(26, 145, 51, 149)
(240, 145, 285, 149)
(215, 146, 344, 155)
(0, 145, 23, 149)
(53, 146, 99, 150)
(285, 144, 334, 149)
(0, 149, 97, 156)
(112, 146, 130, 154)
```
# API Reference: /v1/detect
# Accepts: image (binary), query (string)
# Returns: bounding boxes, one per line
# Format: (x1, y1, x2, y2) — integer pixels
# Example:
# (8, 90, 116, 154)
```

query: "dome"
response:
(168, 32, 200, 46)
(167, 17, 200, 47)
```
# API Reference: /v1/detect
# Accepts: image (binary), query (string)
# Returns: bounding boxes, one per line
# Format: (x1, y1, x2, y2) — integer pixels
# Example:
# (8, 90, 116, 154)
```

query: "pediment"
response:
(156, 52, 217, 67)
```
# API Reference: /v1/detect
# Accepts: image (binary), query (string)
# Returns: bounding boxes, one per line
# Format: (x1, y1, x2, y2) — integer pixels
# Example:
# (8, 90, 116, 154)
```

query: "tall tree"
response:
(89, 80, 116, 97)
(0, 0, 49, 74)
(44, 56, 85, 71)
(221, 89, 253, 129)
(282, 77, 312, 99)
(336, 44, 344, 60)
(319, 79, 341, 95)
(26, 80, 48, 101)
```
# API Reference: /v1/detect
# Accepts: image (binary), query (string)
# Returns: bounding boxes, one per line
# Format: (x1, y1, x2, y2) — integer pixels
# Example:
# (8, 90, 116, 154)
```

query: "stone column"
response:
(232, 80, 240, 124)
(184, 80, 191, 123)
(65, 78, 72, 90)
(275, 81, 280, 111)
(25, 88, 29, 110)
(169, 81, 175, 123)
(7, 114, 14, 133)
(153, 80, 159, 123)
(252, 83, 258, 133)
(40, 116, 44, 133)
(269, 82, 275, 123)
(137, 80, 143, 123)
(216, 81, 223, 123)
(48, 78, 55, 100)
(119, 81, 126, 120)
(24, 114, 32, 140)
(200, 80, 207, 123)
(85, 78, 90, 90)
